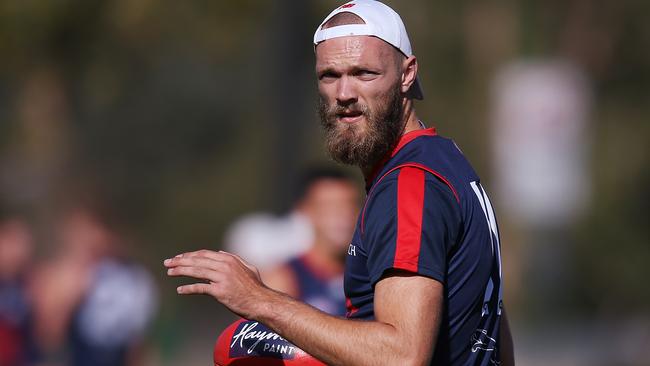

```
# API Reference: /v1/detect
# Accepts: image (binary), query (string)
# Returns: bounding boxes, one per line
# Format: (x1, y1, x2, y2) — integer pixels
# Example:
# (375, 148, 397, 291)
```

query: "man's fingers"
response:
(167, 265, 221, 283)
(177, 283, 214, 295)
(164, 249, 239, 266)
(164, 256, 224, 270)
(164, 250, 259, 276)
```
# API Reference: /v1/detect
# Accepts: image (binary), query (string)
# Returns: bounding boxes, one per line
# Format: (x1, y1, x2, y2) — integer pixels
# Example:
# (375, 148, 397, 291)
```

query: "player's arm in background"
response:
(261, 264, 299, 297)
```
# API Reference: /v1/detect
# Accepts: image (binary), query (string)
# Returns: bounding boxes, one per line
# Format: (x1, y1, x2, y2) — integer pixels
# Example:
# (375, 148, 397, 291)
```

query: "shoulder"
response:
(362, 165, 461, 238)
(367, 165, 459, 208)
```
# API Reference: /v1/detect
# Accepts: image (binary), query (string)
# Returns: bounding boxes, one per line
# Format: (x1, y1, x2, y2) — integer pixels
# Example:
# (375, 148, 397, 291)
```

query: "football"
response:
(214, 318, 325, 366)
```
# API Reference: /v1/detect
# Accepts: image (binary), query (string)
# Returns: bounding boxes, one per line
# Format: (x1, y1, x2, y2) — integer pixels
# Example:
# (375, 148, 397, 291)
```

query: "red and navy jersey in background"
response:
(287, 256, 346, 317)
(345, 127, 504, 366)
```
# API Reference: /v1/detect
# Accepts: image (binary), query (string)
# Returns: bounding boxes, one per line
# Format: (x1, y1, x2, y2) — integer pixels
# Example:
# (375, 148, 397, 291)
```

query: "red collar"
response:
(365, 127, 437, 188)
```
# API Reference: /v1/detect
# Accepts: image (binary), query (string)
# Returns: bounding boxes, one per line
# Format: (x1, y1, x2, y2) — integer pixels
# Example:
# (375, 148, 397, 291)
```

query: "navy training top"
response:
(344, 127, 504, 366)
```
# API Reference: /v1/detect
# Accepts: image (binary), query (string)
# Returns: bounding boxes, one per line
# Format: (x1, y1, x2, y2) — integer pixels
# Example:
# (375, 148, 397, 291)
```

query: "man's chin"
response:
(327, 125, 360, 146)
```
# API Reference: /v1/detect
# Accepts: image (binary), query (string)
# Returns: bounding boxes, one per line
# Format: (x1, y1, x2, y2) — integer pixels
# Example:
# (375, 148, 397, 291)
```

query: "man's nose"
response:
(336, 76, 357, 106)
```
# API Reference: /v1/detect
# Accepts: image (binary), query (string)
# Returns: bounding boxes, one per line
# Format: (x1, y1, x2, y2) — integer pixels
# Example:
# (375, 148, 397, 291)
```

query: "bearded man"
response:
(165, 1, 514, 365)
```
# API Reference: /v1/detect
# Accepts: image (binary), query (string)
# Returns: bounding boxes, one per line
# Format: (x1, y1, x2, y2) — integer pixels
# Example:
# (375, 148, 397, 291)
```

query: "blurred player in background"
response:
(166, 1, 514, 365)
(30, 200, 157, 366)
(0, 210, 36, 366)
(263, 167, 359, 316)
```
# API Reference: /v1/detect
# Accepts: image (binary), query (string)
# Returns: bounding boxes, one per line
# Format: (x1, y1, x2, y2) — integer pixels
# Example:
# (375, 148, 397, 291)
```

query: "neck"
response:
(401, 98, 422, 134)
(361, 98, 421, 177)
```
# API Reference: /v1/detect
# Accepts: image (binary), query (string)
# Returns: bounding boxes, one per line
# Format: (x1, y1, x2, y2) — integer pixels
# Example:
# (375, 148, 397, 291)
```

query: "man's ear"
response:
(401, 55, 418, 95)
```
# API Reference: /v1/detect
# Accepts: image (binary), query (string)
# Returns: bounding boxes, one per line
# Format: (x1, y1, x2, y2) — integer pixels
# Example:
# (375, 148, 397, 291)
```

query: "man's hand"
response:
(164, 250, 272, 319)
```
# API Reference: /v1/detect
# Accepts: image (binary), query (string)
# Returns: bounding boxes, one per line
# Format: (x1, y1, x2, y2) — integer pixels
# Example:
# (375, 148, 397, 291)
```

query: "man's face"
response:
(316, 36, 404, 168)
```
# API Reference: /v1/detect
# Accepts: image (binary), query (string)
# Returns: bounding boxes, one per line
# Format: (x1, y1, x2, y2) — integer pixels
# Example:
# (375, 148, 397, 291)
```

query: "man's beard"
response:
(318, 83, 404, 168)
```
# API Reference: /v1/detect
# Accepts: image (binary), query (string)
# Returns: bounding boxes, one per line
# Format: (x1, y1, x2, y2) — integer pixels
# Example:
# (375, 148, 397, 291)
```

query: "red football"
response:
(214, 318, 326, 366)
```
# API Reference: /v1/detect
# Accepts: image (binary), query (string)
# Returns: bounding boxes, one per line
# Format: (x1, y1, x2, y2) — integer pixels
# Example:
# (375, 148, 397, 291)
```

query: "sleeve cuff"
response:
(370, 262, 445, 287)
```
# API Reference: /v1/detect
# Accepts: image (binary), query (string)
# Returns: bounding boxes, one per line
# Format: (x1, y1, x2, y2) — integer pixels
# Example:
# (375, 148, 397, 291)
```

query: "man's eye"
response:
(356, 70, 378, 79)
(319, 72, 338, 81)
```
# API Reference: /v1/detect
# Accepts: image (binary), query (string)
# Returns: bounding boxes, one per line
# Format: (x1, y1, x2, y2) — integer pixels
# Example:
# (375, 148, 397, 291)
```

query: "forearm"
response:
(256, 289, 416, 366)
(165, 251, 438, 366)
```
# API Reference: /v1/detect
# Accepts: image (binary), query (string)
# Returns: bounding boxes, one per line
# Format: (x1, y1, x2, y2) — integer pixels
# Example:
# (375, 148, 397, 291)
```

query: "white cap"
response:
(313, 0, 423, 99)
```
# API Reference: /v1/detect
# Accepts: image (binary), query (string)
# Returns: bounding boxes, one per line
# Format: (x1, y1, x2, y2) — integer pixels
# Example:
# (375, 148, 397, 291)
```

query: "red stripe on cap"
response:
(394, 167, 425, 272)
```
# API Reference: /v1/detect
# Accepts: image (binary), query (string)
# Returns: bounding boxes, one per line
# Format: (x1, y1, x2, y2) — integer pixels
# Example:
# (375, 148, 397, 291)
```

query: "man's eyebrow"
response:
(317, 64, 381, 74)
(316, 66, 338, 75)
(350, 65, 381, 73)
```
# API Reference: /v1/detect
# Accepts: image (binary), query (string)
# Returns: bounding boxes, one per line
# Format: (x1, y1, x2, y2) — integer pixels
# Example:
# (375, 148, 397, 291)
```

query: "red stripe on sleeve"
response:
(394, 167, 426, 272)
(345, 297, 359, 317)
